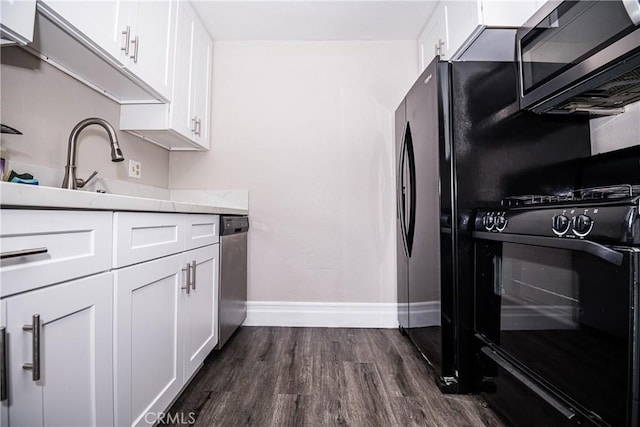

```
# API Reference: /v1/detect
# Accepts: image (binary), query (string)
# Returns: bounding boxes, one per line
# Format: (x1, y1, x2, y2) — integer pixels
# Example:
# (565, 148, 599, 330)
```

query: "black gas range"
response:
(472, 184, 640, 427)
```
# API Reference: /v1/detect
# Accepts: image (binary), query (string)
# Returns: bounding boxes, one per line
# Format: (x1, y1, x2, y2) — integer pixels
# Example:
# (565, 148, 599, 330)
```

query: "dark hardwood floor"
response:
(163, 327, 505, 426)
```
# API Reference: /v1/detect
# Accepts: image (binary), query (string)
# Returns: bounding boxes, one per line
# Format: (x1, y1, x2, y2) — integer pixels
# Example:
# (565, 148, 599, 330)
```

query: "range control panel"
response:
(475, 204, 638, 244)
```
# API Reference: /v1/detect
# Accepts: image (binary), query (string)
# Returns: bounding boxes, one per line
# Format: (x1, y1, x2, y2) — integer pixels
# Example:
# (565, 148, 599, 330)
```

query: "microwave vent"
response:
(553, 66, 640, 115)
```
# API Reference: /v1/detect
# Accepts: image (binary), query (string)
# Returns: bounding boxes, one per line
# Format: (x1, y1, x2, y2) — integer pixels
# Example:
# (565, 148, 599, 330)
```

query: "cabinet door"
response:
(6, 273, 113, 427)
(418, 2, 447, 70)
(190, 17, 212, 149)
(0, 0, 36, 45)
(128, 0, 177, 100)
(42, 0, 131, 62)
(170, 1, 197, 141)
(182, 245, 218, 380)
(114, 254, 184, 427)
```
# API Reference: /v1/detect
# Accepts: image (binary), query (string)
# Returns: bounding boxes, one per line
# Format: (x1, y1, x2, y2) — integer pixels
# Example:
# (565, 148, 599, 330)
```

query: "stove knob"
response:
(495, 215, 508, 232)
(552, 215, 570, 236)
(572, 214, 593, 237)
(483, 214, 495, 231)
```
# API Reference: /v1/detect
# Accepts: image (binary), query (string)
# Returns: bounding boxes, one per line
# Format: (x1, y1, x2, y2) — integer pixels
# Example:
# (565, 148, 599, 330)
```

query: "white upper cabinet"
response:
(0, 0, 36, 45)
(418, 0, 544, 69)
(31, 0, 176, 102)
(120, 1, 213, 151)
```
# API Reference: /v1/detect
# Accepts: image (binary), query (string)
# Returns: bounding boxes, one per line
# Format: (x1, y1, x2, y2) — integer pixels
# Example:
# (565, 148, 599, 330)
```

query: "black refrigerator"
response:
(395, 28, 591, 393)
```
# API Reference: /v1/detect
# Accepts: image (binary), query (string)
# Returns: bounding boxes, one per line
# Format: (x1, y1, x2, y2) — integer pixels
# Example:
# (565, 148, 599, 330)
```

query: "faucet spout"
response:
(62, 118, 125, 190)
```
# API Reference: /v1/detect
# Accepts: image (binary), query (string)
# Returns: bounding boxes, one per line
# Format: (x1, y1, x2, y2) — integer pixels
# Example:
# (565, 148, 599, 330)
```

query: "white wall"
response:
(590, 101, 640, 154)
(0, 47, 170, 189)
(170, 40, 417, 304)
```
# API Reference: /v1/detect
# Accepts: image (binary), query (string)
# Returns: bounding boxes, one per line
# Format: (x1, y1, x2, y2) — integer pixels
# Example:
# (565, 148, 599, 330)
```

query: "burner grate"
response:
(501, 184, 640, 207)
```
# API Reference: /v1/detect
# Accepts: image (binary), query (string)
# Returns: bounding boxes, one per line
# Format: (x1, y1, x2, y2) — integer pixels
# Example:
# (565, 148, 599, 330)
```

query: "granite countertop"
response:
(0, 182, 248, 215)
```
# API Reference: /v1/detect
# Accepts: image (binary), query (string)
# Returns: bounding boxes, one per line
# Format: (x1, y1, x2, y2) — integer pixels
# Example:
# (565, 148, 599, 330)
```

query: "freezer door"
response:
(404, 58, 444, 373)
(396, 99, 409, 331)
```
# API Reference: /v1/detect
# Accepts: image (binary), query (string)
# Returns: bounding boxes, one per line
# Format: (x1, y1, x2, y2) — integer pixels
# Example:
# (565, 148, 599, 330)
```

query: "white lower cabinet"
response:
(114, 244, 218, 427)
(0, 210, 220, 426)
(3, 273, 114, 427)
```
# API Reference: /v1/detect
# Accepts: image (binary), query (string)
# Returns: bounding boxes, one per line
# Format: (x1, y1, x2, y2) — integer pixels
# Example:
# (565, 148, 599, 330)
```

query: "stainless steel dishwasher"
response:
(218, 215, 249, 348)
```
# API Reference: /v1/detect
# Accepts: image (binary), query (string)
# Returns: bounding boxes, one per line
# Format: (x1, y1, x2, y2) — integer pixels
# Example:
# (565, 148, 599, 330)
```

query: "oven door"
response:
(474, 232, 639, 427)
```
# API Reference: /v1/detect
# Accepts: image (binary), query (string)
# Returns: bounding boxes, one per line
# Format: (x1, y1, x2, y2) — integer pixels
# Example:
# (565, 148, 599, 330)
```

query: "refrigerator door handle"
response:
(397, 121, 410, 257)
(405, 122, 417, 256)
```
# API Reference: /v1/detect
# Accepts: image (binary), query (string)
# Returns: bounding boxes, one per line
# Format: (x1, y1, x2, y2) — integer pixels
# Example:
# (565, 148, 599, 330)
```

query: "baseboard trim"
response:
(244, 301, 399, 328)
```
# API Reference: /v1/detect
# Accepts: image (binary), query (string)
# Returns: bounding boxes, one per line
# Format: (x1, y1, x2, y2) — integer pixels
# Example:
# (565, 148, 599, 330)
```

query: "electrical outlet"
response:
(129, 160, 141, 179)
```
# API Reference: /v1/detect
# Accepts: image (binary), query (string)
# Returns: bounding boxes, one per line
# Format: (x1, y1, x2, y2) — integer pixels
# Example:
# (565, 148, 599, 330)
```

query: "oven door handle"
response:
(472, 231, 624, 266)
(480, 346, 577, 420)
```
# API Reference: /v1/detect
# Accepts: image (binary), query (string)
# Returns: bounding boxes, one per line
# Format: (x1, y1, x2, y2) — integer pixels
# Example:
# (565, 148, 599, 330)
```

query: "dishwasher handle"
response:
(221, 216, 249, 235)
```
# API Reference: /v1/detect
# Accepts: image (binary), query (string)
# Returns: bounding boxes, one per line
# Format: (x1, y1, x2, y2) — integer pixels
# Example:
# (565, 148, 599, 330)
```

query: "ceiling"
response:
(191, 1, 438, 41)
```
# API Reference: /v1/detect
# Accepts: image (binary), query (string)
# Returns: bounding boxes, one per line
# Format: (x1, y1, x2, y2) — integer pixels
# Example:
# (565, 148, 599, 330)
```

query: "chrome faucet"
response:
(62, 118, 125, 190)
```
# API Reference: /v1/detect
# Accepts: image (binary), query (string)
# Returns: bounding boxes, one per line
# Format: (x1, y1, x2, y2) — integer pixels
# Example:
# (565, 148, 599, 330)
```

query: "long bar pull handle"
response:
(195, 119, 202, 137)
(472, 231, 624, 266)
(1, 247, 48, 259)
(181, 263, 192, 294)
(130, 36, 139, 63)
(190, 261, 197, 290)
(1, 327, 7, 401)
(480, 346, 576, 420)
(121, 26, 131, 55)
(22, 314, 41, 381)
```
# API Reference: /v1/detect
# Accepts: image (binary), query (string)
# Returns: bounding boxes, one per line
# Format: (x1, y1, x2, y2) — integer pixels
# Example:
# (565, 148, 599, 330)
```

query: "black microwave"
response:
(517, 0, 640, 115)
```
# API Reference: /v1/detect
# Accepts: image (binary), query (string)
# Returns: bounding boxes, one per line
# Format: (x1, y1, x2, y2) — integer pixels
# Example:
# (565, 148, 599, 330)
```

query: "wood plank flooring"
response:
(163, 327, 505, 426)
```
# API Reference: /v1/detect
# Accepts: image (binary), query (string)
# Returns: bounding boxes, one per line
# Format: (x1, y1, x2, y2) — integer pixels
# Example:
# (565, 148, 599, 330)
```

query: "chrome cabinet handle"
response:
(190, 260, 197, 290)
(1, 247, 48, 259)
(191, 117, 197, 133)
(435, 38, 445, 56)
(121, 26, 131, 55)
(130, 36, 139, 63)
(22, 315, 41, 381)
(182, 263, 192, 294)
(1, 327, 7, 401)
(195, 118, 202, 136)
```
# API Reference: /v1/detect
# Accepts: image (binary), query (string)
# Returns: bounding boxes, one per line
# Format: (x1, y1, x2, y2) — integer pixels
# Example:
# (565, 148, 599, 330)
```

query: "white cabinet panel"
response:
(185, 214, 219, 250)
(0, 210, 112, 297)
(114, 254, 183, 427)
(5, 273, 113, 427)
(113, 212, 185, 268)
(182, 245, 218, 379)
(0, 0, 36, 45)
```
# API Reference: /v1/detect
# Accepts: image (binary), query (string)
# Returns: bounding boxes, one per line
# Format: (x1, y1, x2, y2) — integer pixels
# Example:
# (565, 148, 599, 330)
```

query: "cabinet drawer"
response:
(185, 214, 219, 250)
(113, 212, 185, 268)
(0, 210, 113, 297)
